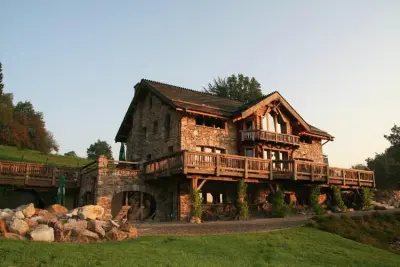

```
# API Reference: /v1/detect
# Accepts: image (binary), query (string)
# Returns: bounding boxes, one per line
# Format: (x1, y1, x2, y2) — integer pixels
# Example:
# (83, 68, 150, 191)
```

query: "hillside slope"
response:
(0, 145, 91, 167)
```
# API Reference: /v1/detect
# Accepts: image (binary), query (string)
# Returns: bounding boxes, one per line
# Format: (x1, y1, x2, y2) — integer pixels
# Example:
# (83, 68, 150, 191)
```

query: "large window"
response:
(195, 115, 225, 129)
(262, 111, 287, 134)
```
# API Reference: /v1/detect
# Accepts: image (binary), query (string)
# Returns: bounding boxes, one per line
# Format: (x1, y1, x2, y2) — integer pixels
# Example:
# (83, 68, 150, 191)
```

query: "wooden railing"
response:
(107, 160, 141, 177)
(0, 161, 80, 187)
(240, 130, 300, 145)
(143, 151, 375, 187)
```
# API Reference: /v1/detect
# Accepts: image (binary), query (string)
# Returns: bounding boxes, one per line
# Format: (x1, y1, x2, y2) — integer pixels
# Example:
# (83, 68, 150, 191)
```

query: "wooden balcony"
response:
(145, 151, 375, 187)
(0, 161, 81, 188)
(240, 130, 300, 145)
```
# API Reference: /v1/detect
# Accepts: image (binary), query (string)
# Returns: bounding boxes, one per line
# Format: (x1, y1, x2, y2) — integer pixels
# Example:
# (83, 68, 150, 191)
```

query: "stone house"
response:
(107, 79, 374, 221)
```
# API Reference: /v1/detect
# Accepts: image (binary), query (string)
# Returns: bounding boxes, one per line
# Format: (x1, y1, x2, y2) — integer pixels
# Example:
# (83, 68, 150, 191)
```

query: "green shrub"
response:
(310, 186, 326, 215)
(237, 179, 250, 219)
(191, 190, 203, 219)
(271, 191, 290, 218)
(361, 188, 374, 210)
(332, 186, 347, 212)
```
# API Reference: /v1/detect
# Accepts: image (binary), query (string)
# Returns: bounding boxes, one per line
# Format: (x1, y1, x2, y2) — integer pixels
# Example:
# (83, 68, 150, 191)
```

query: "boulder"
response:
(126, 227, 138, 239)
(0, 210, 14, 221)
(7, 217, 29, 235)
(25, 218, 39, 228)
(69, 208, 79, 216)
(63, 220, 87, 232)
(1, 233, 27, 240)
(80, 230, 100, 240)
(47, 204, 68, 214)
(105, 227, 127, 241)
(0, 219, 7, 233)
(30, 225, 54, 242)
(35, 208, 49, 216)
(78, 205, 104, 220)
(15, 211, 25, 219)
(37, 215, 59, 225)
(16, 203, 35, 218)
(87, 220, 105, 238)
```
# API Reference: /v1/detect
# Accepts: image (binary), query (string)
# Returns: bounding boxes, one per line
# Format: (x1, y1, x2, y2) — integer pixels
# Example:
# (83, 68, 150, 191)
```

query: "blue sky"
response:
(1, 1, 399, 167)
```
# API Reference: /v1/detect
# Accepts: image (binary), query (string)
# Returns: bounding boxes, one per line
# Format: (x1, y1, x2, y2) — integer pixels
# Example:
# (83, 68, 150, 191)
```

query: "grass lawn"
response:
(0, 228, 399, 267)
(0, 145, 91, 167)
(311, 211, 400, 254)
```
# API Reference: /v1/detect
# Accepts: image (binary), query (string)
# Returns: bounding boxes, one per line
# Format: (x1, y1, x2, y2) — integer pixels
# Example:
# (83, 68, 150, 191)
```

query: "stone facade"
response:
(293, 140, 324, 163)
(180, 116, 237, 154)
(126, 92, 182, 161)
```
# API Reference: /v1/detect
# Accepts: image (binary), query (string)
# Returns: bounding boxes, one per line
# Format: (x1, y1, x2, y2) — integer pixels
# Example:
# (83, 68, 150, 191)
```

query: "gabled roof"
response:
(115, 79, 334, 142)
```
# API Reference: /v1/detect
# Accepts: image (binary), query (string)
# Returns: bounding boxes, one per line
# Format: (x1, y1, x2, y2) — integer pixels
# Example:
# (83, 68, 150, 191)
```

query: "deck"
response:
(144, 151, 375, 187)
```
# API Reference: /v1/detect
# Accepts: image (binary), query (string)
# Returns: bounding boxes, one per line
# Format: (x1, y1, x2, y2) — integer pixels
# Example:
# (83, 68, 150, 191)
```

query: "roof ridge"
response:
(142, 78, 244, 104)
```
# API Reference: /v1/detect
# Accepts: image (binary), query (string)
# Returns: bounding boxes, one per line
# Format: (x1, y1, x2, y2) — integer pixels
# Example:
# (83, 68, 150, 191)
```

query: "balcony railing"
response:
(144, 151, 375, 187)
(240, 130, 300, 145)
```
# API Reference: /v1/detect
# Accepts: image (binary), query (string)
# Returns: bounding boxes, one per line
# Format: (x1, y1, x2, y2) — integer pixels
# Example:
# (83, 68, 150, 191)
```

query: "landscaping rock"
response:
(88, 220, 105, 238)
(0, 219, 7, 233)
(30, 225, 54, 242)
(63, 220, 88, 232)
(1, 232, 27, 240)
(47, 204, 68, 214)
(37, 215, 58, 225)
(105, 227, 127, 241)
(0, 210, 14, 221)
(25, 218, 39, 228)
(7, 217, 29, 235)
(80, 230, 100, 240)
(15, 211, 25, 219)
(69, 208, 79, 216)
(78, 205, 104, 220)
(16, 203, 35, 218)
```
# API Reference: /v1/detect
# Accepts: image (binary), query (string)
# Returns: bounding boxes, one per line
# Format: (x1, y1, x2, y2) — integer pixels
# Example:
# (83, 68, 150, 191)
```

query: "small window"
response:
(168, 146, 173, 154)
(148, 95, 152, 109)
(245, 149, 254, 157)
(195, 116, 204, 126)
(300, 136, 312, 144)
(204, 117, 214, 127)
(195, 146, 202, 152)
(214, 120, 225, 129)
(153, 121, 158, 134)
(146, 154, 152, 161)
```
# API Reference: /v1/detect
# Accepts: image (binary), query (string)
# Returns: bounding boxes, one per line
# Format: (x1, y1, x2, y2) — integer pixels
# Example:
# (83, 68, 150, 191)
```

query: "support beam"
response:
(197, 179, 208, 191)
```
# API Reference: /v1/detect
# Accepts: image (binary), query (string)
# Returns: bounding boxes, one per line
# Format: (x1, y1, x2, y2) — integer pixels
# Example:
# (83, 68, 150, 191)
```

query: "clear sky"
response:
(1, 1, 399, 167)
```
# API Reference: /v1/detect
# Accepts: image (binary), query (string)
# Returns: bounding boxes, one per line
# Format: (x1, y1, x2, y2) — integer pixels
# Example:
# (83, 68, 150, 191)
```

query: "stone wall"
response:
(293, 140, 324, 163)
(94, 157, 177, 221)
(126, 92, 182, 161)
(180, 116, 237, 154)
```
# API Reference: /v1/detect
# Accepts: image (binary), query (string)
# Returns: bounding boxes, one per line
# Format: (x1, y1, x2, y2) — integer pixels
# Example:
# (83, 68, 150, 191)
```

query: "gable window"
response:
(164, 114, 171, 140)
(195, 115, 225, 129)
(153, 121, 158, 134)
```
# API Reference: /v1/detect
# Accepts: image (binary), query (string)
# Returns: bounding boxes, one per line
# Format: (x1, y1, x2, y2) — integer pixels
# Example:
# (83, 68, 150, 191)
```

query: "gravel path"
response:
(136, 209, 400, 237)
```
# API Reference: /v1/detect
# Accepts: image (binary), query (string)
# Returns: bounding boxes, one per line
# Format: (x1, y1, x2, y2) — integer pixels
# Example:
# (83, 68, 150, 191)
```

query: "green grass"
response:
(0, 228, 399, 267)
(311, 212, 400, 254)
(0, 145, 91, 167)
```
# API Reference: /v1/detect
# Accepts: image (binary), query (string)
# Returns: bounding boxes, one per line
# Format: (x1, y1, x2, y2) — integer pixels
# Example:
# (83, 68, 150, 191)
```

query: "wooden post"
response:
(216, 154, 221, 176)
(343, 170, 346, 186)
(310, 164, 314, 182)
(244, 158, 248, 178)
(326, 165, 330, 184)
(183, 151, 187, 174)
(24, 163, 30, 185)
(293, 160, 297, 180)
(357, 171, 361, 187)
(269, 161, 273, 180)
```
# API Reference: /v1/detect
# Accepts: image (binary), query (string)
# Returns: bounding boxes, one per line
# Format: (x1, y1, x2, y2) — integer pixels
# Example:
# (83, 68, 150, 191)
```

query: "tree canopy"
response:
(203, 74, 263, 103)
(87, 139, 113, 160)
(365, 124, 400, 189)
(0, 62, 58, 153)
(64, 151, 78, 157)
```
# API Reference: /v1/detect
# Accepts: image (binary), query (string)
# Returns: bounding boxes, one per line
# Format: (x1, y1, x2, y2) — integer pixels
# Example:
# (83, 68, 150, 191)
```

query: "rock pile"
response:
(0, 203, 138, 242)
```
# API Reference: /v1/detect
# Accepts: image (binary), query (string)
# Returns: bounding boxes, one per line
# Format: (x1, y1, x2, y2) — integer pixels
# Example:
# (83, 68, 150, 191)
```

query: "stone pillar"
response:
(95, 155, 112, 220)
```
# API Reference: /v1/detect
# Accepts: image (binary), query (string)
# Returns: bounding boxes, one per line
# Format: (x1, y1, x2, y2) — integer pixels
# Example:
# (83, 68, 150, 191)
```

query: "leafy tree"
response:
(351, 164, 369, 170)
(366, 124, 400, 189)
(64, 151, 78, 157)
(87, 139, 113, 160)
(203, 74, 263, 103)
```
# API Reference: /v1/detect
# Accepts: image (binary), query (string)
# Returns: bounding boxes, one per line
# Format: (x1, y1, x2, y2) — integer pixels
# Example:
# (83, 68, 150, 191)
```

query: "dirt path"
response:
(136, 209, 400, 237)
